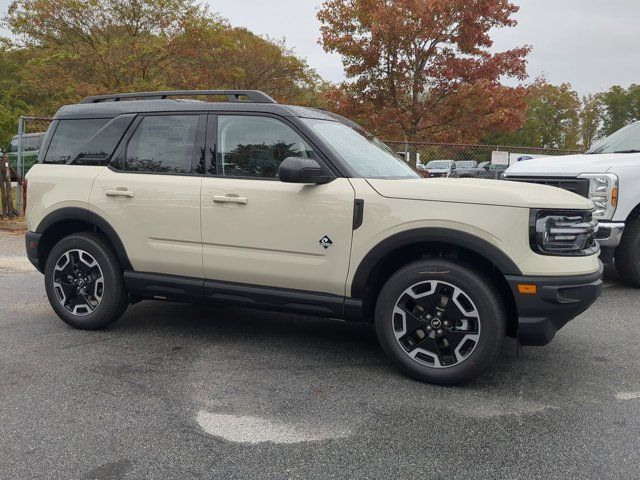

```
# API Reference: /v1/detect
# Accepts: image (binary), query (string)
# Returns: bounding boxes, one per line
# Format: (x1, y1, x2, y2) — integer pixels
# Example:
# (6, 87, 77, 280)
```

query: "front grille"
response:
(506, 177, 590, 198)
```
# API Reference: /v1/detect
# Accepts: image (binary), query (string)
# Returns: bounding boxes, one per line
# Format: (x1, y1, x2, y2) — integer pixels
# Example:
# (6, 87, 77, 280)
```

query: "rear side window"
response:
(44, 116, 134, 165)
(124, 115, 200, 174)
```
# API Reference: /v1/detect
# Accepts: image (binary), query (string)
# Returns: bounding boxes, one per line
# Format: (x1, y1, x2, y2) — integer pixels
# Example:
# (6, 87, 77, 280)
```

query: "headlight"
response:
(530, 210, 600, 256)
(578, 173, 618, 219)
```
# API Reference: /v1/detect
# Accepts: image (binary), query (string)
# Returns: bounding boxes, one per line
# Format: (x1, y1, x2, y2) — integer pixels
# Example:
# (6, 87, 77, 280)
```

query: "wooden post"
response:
(1, 153, 15, 218)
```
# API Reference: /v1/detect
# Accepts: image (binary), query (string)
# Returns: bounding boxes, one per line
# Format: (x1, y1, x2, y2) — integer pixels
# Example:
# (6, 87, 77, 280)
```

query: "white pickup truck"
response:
(505, 121, 640, 287)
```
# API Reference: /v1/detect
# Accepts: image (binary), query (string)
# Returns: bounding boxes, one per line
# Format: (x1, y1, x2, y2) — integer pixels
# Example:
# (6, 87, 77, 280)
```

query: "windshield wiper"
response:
(613, 149, 640, 154)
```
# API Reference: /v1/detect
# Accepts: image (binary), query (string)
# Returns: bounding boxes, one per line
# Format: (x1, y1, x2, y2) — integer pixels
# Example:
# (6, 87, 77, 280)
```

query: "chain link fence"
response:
(385, 140, 582, 177)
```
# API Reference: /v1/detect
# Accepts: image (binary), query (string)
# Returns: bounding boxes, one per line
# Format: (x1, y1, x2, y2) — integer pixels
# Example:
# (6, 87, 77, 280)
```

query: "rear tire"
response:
(615, 217, 640, 288)
(375, 259, 506, 385)
(44, 232, 129, 330)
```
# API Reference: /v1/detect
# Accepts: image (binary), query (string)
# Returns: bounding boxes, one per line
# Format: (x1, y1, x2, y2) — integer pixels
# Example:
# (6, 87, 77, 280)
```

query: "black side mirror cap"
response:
(278, 157, 334, 184)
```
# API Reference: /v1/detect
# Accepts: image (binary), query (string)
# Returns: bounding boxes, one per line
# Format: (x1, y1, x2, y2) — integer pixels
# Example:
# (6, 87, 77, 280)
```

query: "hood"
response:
(505, 152, 640, 177)
(366, 178, 593, 210)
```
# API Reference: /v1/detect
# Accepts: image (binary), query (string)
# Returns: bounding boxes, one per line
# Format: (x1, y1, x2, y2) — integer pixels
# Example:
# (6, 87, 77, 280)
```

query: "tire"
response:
(615, 216, 640, 288)
(44, 232, 129, 330)
(375, 259, 506, 385)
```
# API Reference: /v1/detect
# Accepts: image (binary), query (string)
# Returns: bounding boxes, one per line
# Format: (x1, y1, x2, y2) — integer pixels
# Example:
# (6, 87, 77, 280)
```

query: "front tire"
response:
(44, 232, 129, 330)
(375, 259, 506, 385)
(615, 217, 640, 288)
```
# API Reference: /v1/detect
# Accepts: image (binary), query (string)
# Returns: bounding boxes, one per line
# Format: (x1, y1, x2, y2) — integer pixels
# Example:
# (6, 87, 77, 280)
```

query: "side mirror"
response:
(278, 157, 333, 185)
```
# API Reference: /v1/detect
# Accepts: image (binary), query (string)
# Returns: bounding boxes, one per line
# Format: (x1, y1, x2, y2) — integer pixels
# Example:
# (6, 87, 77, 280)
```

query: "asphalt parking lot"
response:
(1, 229, 639, 480)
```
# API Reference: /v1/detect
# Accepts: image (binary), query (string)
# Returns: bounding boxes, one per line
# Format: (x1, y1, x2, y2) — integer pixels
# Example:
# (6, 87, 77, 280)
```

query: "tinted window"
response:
(24, 135, 43, 151)
(44, 117, 132, 164)
(125, 115, 199, 174)
(217, 115, 314, 178)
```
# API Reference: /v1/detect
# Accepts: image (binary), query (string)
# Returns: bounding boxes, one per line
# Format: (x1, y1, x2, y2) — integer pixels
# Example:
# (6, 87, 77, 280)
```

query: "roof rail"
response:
(80, 90, 277, 104)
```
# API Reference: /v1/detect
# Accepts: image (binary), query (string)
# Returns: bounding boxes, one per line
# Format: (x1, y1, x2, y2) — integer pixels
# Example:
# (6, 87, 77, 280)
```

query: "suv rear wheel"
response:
(44, 233, 129, 330)
(375, 259, 506, 385)
(615, 217, 640, 288)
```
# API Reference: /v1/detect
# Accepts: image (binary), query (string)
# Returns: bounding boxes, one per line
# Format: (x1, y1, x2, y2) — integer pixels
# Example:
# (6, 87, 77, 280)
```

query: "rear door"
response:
(90, 113, 206, 278)
(200, 113, 355, 296)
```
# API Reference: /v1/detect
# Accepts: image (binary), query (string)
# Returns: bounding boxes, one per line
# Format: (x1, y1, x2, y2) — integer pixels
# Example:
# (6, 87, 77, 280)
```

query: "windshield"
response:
(455, 161, 476, 168)
(301, 118, 418, 179)
(587, 122, 640, 154)
(426, 161, 453, 169)
(7, 138, 19, 152)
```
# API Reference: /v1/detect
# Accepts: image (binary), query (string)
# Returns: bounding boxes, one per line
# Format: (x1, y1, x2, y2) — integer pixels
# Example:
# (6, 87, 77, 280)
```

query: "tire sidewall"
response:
(375, 259, 505, 385)
(44, 233, 125, 330)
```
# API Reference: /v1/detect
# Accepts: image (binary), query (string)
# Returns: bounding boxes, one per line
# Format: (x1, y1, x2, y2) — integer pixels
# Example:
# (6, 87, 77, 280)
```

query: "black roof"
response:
(53, 90, 343, 122)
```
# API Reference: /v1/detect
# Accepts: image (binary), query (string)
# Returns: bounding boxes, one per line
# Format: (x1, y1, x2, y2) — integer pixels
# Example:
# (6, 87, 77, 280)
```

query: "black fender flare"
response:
(35, 207, 132, 270)
(350, 227, 522, 299)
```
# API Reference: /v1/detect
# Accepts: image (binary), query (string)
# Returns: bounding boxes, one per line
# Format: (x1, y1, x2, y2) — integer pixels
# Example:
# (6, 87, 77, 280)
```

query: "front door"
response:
(201, 114, 355, 296)
(90, 113, 206, 278)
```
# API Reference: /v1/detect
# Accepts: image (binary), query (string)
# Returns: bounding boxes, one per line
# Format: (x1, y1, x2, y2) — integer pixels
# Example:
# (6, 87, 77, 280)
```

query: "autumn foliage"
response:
(318, 0, 531, 143)
(1, 0, 322, 121)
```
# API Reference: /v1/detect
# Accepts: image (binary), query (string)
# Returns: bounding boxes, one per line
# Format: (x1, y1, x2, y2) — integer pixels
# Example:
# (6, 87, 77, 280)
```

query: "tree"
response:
(486, 82, 581, 149)
(3, 0, 324, 113)
(579, 93, 602, 149)
(318, 0, 530, 143)
(599, 84, 640, 136)
(170, 20, 324, 105)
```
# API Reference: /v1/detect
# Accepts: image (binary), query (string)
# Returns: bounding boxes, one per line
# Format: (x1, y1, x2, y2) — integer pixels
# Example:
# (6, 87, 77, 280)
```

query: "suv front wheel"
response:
(44, 233, 129, 330)
(375, 259, 506, 385)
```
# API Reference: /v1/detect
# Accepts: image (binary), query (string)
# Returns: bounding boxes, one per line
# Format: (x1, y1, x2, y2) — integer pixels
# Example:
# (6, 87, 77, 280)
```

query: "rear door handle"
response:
(213, 195, 248, 205)
(105, 189, 135, 198)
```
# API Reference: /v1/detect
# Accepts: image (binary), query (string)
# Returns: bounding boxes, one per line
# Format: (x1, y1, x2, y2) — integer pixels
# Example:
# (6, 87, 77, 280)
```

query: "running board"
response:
(123, 271, 364, 320)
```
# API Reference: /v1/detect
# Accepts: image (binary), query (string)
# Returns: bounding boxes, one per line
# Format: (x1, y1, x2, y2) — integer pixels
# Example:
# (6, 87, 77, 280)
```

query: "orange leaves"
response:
(318, 0, 530, 143)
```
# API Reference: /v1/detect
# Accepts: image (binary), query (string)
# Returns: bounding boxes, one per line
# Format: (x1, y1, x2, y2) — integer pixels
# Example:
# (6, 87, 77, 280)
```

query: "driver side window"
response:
(216, 115, 314, 178)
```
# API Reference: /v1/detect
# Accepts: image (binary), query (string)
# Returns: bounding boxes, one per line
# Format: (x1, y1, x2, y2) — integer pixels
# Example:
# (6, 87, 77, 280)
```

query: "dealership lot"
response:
(1, 229, 639, 480)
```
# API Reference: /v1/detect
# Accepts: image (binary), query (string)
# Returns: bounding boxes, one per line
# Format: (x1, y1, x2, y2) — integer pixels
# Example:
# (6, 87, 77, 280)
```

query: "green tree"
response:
(599, 84, 640, 136)
(3, 0, 324, 116)
(579, 93, 602, 149)
(486, 82, 581, 149)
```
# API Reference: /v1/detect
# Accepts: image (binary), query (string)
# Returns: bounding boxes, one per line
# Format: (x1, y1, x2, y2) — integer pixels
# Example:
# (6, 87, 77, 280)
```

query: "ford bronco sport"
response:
(24, 90, 603, 384)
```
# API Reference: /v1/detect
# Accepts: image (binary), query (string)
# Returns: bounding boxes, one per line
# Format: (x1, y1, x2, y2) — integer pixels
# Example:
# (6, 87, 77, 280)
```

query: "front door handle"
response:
(213, 195, 248, 205)
(105, 189, 135, 198)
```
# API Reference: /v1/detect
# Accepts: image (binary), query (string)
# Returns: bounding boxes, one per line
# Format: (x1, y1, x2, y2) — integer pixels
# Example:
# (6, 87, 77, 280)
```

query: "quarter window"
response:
(125, 115, 200, 174)
(44, 119, 109, 164)
(43, 117, 133, 165)
(216, 115, 314, 178)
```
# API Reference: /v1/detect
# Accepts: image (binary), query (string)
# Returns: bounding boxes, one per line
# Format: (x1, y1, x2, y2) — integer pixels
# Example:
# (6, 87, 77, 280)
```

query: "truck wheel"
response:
(375, 259, 506, 385)
(615, 217, 640, 288)
(44, 232, 129, 330)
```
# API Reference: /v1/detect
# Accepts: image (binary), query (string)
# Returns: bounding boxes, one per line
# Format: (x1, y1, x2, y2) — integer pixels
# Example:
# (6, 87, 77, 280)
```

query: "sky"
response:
(1, 0, 639, 96)
(208, 0, 640, 96)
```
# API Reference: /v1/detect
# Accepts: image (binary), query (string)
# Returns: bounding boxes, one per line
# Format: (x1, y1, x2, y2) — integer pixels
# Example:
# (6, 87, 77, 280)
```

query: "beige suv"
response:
(24, 90, 603, 384)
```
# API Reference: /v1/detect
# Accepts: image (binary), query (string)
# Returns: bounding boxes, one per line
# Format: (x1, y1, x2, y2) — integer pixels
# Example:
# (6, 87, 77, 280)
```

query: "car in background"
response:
(504, 120, 640, 287)
(6, 132, 46, 181)
(419, 160, 456, 178)
(455, 160, 479, 178)
(477, 161, 508, 179)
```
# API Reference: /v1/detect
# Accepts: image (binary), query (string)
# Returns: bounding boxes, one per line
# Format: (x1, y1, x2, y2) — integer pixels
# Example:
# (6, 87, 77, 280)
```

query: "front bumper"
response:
(596, 221, 625, 263)
(25, 231, 43, 272)
(506, 264, 603, 346)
